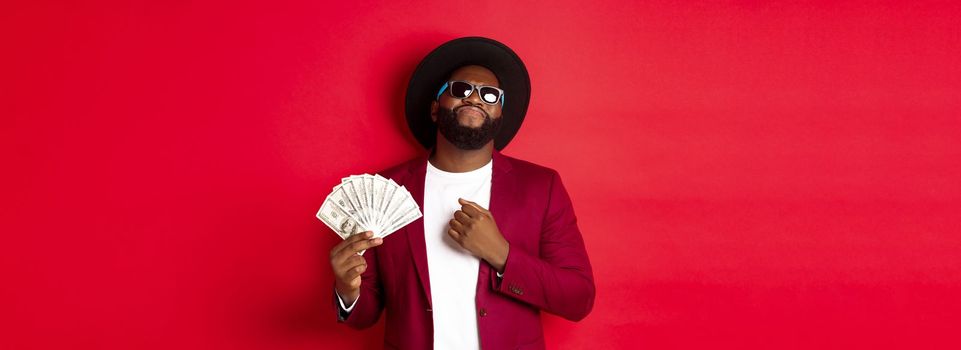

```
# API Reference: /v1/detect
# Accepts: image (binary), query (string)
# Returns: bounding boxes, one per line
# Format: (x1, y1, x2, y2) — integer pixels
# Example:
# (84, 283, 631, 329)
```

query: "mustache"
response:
(452, 105, 490, 120)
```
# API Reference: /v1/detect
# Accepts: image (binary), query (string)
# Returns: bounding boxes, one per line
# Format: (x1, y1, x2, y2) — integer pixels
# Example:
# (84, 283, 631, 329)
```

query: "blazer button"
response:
(479, 308, 488, 317)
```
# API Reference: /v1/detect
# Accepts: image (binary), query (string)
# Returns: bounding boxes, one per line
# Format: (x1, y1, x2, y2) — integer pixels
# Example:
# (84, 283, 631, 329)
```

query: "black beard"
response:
(436, 105, 503, 150)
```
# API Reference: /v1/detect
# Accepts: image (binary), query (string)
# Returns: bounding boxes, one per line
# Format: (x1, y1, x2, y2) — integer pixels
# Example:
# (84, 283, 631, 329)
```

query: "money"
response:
(317, 174, 423, 253)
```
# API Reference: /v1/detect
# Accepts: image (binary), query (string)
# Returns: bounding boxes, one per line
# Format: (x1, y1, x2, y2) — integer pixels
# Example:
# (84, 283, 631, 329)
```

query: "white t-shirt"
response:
(422, 158, 492, 350)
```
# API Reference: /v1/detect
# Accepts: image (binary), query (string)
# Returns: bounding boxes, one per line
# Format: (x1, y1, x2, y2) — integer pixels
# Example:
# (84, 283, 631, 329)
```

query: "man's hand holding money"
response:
(330, 231, 383, 305)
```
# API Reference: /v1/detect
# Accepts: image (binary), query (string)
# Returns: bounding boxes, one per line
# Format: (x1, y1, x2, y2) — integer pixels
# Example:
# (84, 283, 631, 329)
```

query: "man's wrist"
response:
(335, 286, 359, 305)
(486, 241, 509, 273)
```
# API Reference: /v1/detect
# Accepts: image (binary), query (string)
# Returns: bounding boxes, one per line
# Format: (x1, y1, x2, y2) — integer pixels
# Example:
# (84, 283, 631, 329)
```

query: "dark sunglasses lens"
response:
(450, 82, 473, 98)
(479, 87, 500, 104)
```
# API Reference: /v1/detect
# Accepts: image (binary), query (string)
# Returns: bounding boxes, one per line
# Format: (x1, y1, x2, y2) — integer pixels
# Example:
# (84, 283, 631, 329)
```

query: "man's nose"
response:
(464, 89, 485, 105)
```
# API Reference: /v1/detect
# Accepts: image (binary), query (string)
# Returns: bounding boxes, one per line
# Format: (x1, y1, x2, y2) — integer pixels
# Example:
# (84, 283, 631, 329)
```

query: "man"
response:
(328, 37, 595, 349)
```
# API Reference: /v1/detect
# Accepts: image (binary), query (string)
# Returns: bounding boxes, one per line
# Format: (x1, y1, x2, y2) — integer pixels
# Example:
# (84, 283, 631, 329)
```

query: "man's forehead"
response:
(449, 65, 500, 86)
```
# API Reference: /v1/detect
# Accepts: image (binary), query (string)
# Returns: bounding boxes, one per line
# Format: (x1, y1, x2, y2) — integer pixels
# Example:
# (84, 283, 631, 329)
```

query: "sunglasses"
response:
(435, 80, 505, 106)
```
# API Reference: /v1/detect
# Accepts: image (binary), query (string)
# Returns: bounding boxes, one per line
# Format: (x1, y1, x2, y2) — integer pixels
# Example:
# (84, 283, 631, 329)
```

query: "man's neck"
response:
(428, 134, 494, 173)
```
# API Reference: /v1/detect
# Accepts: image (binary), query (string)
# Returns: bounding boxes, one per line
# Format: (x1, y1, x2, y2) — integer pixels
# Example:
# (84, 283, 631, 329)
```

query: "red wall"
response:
(3, 1, 960, 349)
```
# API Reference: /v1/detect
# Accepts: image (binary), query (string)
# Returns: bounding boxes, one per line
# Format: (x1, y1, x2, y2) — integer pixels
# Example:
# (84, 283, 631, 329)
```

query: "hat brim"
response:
(405, 37, 530, 151)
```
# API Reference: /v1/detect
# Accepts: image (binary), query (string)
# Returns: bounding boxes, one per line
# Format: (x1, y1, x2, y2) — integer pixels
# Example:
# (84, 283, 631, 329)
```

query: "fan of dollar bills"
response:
(317, 174, 422, 250)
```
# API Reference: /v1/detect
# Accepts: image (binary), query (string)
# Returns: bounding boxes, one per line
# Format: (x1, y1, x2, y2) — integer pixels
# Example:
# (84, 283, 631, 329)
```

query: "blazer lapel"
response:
(488, 150, 515, 220)
(405, 152, 432, 308)
(479, 150, 515, 287)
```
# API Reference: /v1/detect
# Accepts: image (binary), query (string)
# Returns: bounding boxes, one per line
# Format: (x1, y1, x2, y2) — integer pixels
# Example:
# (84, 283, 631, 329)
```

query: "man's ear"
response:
(430, 101, 438, 123)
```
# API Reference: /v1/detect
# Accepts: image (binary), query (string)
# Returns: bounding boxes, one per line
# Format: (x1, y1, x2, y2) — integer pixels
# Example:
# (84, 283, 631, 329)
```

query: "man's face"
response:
(431, 65, 504, 150)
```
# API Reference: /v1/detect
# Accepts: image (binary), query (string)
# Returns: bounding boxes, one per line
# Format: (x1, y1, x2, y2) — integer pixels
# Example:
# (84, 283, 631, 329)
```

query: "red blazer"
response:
(333, 150, 595, 349)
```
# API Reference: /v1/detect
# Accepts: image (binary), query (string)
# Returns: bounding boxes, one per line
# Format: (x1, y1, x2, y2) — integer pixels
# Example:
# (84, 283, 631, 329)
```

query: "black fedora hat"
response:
(405, 37, 531, 151)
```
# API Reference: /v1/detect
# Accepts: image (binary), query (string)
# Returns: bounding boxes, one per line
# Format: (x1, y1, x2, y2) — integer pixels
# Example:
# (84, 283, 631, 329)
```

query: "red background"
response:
(2, 1, 960, 349)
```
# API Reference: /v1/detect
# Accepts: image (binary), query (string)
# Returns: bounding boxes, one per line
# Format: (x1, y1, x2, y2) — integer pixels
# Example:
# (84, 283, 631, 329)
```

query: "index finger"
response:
(336, 236, 383, 261)
(332, 231, 373, 256)
(459, 198, 485, 216)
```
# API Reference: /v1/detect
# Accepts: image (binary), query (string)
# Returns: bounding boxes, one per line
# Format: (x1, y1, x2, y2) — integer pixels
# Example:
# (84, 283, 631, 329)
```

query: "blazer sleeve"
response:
(332, 243, 385, 328)
(491, 170, 596, 321)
